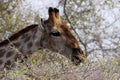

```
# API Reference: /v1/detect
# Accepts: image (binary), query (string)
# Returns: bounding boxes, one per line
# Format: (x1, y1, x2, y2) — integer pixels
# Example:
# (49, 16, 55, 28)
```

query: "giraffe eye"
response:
(50, 31, 61, 36)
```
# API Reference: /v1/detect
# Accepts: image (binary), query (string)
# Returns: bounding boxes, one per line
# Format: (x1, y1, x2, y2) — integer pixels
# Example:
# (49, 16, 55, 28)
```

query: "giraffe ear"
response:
(38, 18, 45, 31)
(48, 7, 56, 23)
(54, 8, 61, 24)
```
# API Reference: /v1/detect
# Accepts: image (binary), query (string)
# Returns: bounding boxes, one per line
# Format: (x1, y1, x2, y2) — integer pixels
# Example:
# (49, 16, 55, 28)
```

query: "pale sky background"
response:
(20, 0, 120, 30)
(20, 0, 63, 18)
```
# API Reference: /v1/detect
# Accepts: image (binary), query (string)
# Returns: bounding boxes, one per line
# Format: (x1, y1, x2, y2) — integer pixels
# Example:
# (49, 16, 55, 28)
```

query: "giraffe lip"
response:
(72, 56, 81, 65)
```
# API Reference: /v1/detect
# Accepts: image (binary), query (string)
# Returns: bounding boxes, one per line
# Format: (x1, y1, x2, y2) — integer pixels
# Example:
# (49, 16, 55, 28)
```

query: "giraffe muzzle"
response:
(72, 56, 82, 65)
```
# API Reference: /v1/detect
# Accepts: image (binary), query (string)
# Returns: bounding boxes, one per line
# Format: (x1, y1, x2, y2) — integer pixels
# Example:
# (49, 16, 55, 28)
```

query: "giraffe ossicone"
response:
(0, 7, 86, 69)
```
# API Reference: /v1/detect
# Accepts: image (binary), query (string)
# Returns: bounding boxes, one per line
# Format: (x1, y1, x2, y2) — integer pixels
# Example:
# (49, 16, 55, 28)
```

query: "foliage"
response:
(0, 0, 120, 80)
(0, 0, 33, 41)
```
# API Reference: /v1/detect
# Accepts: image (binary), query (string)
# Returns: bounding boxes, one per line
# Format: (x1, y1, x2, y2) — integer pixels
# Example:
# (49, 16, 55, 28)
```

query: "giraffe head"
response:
(40, 7, 86, 65)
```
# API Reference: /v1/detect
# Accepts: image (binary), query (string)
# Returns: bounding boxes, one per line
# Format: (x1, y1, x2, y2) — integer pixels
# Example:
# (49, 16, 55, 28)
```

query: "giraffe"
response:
(0, 7, 86, 69)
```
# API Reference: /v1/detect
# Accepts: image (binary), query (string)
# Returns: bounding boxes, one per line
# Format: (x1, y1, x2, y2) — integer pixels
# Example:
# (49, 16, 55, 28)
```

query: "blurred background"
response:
(0, 0, 120, 80)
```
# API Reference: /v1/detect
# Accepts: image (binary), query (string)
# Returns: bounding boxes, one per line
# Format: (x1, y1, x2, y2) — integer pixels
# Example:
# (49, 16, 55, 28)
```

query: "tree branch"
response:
(63, 0, 88, 56)
(105, 17, 120, 29)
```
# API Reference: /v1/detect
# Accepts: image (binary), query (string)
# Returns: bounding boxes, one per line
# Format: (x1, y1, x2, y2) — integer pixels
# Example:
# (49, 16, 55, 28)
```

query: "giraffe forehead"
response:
(60, 24, 79, 48)
(60, 24, 74, 37)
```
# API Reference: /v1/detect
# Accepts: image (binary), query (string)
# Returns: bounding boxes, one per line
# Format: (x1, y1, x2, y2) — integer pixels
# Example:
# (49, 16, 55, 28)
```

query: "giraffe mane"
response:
(0, 24, 38, 47)
(60, 24, 79, 47)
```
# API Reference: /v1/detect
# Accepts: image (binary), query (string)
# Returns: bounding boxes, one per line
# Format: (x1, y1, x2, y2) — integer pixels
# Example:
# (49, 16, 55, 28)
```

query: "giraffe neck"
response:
(1, 24, 44, 54)
(12, 25, 44, 55)
(0, 24, 44, 69)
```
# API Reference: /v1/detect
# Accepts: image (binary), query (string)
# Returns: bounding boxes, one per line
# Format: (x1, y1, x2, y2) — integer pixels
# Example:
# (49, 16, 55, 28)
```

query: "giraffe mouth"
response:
(72, 56, 81, 65)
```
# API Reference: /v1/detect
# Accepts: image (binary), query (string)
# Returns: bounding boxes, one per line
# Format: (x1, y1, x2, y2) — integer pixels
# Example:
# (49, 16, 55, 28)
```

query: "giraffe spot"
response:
(0, 53, 4, 58)
(24, 36, 31, 43)
(35, 40, 40, 47)
(5, 60, 15, 69)
(27, 41, 33, 48)
(6, 51, 14, 58)
(5, 60, 11, 66)
(0, 49, 5, 58)
(19, 46, 23, 53)
(32, 34, 36, 39)
(0, 60, 3, 65)
(13, 42, 20, 48)
(27, 51, 32, 54)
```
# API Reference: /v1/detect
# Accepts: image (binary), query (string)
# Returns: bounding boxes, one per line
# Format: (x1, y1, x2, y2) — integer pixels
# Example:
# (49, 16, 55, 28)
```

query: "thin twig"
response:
(63, 0, 88, 55)
(105, 17, 120, 29)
